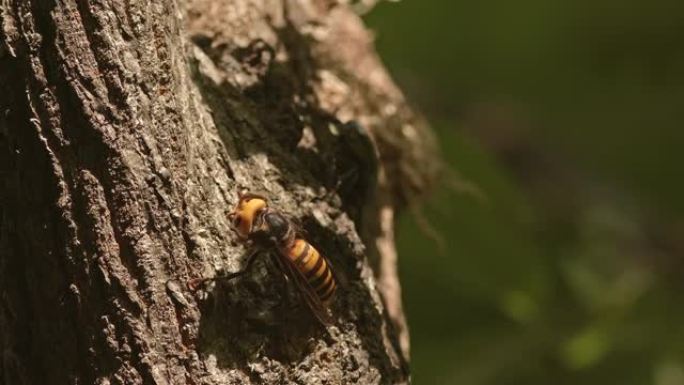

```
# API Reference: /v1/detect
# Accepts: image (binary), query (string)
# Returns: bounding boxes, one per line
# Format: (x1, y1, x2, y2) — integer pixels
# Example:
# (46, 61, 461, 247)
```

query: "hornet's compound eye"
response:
(228, 212, 240, 228)
(233, 216, 242, 228)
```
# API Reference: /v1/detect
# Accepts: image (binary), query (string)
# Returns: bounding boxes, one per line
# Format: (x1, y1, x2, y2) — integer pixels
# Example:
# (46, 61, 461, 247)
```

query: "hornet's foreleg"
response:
(187, 247, 263, 291)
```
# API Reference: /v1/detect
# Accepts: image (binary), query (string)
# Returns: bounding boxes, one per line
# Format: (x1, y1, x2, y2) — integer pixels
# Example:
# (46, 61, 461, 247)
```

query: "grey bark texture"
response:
(0, 0, 438, 384)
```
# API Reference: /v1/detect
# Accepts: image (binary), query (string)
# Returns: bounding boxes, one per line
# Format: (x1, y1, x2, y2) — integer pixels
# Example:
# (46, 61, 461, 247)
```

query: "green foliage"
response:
(365, 1, 684, 384)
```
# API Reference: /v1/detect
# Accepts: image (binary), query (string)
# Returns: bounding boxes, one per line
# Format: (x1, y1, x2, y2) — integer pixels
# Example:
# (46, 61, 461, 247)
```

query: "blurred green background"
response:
(364, 1, 684, 384)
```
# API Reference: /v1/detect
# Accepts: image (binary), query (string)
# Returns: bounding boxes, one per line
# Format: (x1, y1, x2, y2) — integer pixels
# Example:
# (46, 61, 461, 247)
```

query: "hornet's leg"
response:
(187, 248, 263, 291)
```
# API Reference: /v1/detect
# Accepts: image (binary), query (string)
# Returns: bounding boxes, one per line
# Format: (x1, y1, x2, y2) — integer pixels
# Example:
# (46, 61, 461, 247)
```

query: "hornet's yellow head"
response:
(228, 191, 267, 239)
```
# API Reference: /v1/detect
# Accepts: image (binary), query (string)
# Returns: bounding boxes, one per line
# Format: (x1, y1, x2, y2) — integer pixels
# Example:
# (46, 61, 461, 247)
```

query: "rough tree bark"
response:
(0, 0, 438, 384)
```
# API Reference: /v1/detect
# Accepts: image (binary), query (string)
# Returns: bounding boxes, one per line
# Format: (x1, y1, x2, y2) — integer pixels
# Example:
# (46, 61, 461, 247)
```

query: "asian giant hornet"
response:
(188, 191, 336, 325)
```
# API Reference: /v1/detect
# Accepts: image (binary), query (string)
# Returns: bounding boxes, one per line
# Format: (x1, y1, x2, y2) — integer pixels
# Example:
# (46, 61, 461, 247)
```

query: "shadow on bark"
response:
(189, 20, 373, 221)
(192, 214, 406, 383)
(185, 17, 408, 380)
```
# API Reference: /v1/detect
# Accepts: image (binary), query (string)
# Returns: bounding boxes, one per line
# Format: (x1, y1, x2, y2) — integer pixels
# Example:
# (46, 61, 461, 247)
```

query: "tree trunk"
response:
(0, 0, 437, 384)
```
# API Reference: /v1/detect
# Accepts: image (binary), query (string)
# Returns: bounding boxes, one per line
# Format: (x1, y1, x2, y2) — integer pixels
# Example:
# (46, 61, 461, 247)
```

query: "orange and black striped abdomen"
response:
(285, 239, 336, 304)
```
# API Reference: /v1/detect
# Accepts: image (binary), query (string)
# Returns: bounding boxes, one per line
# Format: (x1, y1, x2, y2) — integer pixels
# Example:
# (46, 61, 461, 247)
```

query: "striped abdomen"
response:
(284, 239, 336, 304)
